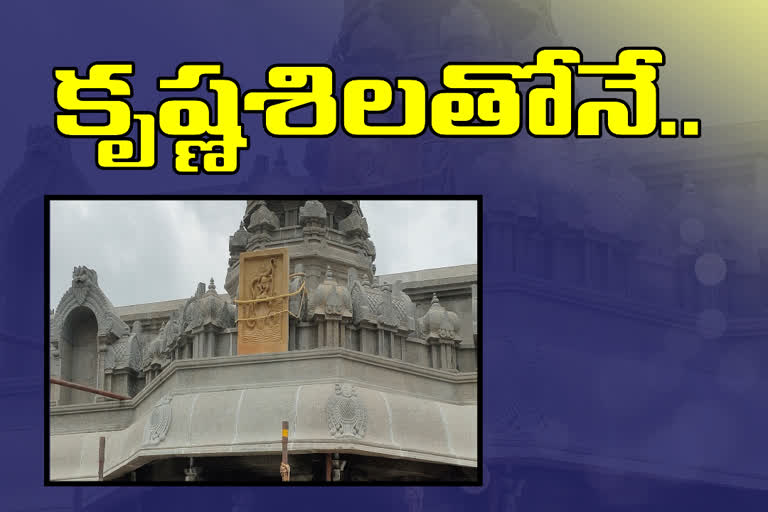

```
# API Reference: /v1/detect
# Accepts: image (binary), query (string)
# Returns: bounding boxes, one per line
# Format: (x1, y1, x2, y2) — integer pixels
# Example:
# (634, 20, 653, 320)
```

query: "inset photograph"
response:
(47, 198, 479, 484)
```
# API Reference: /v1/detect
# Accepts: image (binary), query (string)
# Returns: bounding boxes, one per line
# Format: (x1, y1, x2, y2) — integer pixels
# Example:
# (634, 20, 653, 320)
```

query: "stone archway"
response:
(59, 306, 99, 404)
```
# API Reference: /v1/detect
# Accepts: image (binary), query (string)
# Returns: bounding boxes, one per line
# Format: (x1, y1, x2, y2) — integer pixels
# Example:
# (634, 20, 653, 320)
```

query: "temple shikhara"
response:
(48, 200, 479, 482)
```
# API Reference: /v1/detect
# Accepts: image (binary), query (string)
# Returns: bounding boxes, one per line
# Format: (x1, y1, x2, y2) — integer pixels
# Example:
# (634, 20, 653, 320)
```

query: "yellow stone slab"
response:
(236, 248, 289, 355)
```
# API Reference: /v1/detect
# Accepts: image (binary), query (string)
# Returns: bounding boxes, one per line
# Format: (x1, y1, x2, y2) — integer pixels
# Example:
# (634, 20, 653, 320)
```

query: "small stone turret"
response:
(418, 293, 462, 371)
(308, 266, 353, 348)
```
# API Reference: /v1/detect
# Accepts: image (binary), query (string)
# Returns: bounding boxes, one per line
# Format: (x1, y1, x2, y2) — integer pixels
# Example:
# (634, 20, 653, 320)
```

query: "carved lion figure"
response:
(71, 266, 98, 304)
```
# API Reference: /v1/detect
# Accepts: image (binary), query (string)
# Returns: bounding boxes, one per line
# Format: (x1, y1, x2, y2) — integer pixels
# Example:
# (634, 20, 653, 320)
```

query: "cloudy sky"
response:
(50, 200, 477, 307)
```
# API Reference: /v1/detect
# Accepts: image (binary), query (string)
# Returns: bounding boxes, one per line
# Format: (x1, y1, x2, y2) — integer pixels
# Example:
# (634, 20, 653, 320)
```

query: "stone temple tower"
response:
(224, 200, 376, 300)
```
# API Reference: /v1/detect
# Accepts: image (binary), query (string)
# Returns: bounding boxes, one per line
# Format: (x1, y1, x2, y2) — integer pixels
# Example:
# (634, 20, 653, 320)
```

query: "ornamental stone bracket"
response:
(326, 383, 368, 439)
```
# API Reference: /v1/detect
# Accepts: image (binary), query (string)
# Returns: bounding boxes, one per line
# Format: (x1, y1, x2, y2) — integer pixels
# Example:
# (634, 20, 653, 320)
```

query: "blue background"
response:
(1, 1, 767, 510)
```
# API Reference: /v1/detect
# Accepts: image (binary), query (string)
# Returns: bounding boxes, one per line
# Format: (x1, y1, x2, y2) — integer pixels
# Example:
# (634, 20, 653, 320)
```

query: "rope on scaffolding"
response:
(233, 281, 306, 304)
(234, 275, 307, 322)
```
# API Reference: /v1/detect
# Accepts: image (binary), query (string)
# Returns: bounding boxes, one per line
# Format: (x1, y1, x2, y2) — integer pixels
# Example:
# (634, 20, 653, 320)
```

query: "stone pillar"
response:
(207, 330, 216, 357)
(429, 344, 438, 369)
(111, 370, 131, 397)
(316, 322, 325, 348)
(195, 331, 204, 358)
(377, 330, 386, 357)
(96, 336, 110, 401)
(360, 325, 377, 354)
(50, 334, 63, 406)
(426, 337, 461, 371)
(391, 332, 407, 360)
(289, 319, 297, 351)
(326, 319, 337, 347)
(192, 333, 200, 359)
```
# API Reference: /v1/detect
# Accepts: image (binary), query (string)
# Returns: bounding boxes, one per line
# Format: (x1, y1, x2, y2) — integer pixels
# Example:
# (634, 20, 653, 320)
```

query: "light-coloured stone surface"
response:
(50, 348, 477, 480)
(379, 264, 478, 285)
(52, 385, 476, 480)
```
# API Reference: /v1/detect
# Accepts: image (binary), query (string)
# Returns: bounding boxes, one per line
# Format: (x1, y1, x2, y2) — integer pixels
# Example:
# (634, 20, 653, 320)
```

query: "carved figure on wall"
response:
(243, 257, 282, 332)
(250, 257, 276, 299)
(237, 248, 290, 354)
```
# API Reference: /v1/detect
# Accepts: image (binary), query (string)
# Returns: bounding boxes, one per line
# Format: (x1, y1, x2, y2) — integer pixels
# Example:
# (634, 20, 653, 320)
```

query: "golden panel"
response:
(237, 248, 289, 355)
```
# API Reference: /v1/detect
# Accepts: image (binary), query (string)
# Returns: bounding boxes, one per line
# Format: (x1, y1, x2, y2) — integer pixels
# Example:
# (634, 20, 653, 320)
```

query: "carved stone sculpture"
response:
(326, 383, 368, 439)
(144, 395, 173, 445)
(236, 248, 290, 354)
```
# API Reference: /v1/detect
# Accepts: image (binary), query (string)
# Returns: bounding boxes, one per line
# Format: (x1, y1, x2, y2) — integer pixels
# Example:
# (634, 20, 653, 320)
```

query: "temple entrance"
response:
(60, 306, 98, 404)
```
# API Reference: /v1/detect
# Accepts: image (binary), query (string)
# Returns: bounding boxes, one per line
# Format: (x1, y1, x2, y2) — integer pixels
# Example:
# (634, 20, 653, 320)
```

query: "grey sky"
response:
(50, 200, 477, 308)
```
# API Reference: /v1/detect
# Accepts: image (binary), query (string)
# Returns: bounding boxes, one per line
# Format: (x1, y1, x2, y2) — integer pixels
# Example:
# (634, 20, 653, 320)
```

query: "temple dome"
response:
(184, 279, 236, 331)
(105, 322, 144, 373)
(418, 293, 461, 341)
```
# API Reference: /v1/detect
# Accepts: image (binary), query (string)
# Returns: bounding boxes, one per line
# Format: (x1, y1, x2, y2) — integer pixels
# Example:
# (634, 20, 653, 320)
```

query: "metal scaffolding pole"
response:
(50, 377, 130, 401)
(280, 420, 290, 482)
